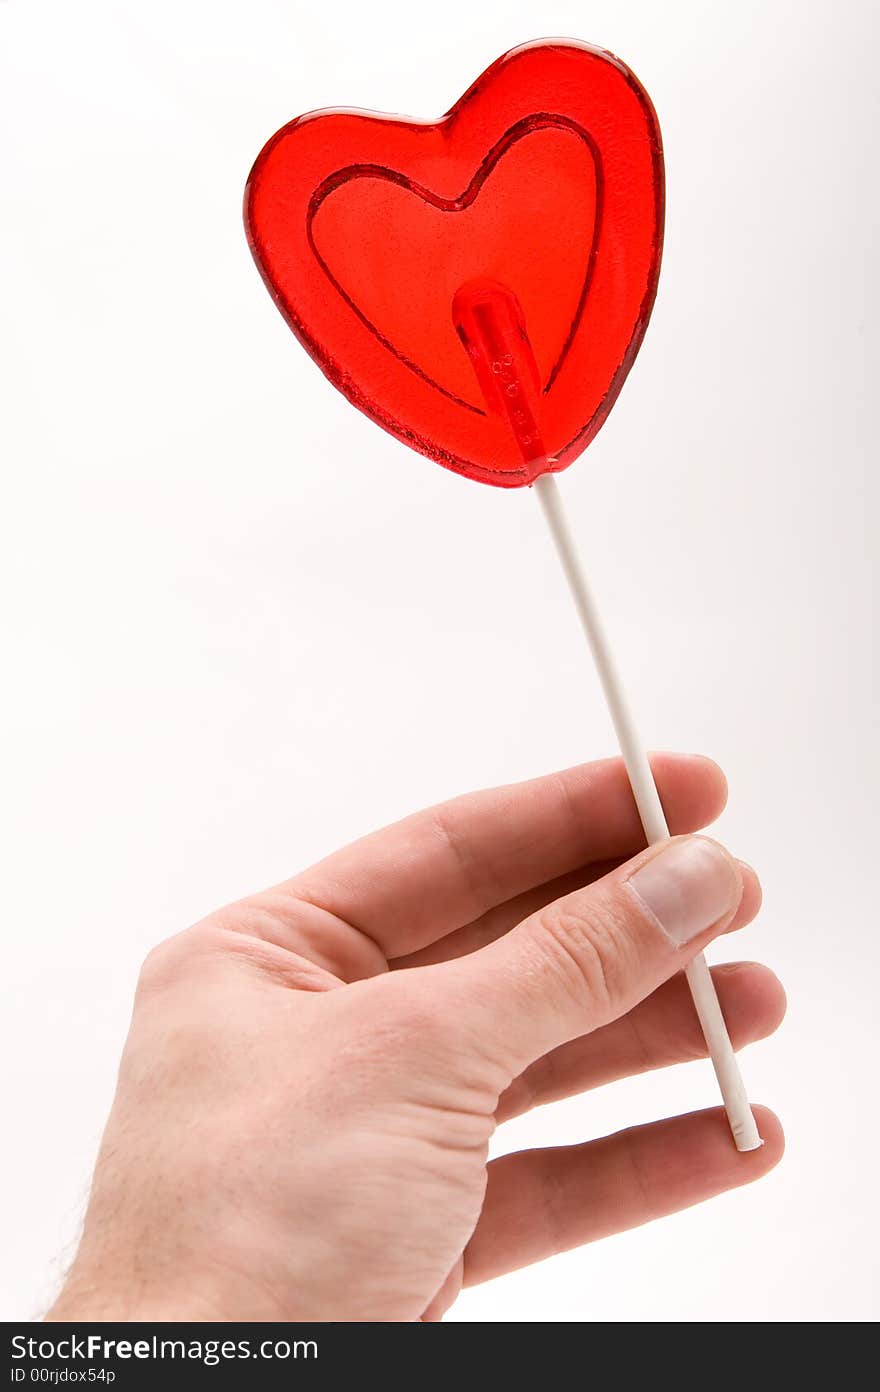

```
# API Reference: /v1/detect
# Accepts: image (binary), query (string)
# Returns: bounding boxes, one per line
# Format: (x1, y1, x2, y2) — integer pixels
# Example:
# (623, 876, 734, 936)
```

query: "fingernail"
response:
(626, 838, 741, 945)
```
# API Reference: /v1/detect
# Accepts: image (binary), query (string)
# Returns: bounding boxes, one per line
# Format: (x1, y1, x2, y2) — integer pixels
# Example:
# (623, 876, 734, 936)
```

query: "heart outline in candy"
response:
(304, 113, 605, 415)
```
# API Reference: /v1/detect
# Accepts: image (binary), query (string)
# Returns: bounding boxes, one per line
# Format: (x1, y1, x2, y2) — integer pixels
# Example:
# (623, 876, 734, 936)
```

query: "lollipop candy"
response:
(245, 39, 761, 1150)
(245, 40, 662, 487)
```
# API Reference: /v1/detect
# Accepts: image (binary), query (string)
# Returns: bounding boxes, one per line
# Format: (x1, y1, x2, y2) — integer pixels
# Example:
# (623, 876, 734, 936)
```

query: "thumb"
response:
(431, 835, 745, 1079)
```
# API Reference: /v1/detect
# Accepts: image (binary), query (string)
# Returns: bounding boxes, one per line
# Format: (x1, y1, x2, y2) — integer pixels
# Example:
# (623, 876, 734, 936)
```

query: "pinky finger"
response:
(464, 1105, 784, 1286)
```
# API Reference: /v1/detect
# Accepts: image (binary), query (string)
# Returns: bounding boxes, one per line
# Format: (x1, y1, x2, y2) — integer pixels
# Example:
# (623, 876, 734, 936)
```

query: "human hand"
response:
(48, 754, 784, 1322)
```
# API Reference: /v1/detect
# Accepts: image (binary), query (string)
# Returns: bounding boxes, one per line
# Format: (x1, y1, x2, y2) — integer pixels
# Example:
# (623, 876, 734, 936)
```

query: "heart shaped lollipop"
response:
(244, 40, 761, 1152)
(244, 40, 663, 486)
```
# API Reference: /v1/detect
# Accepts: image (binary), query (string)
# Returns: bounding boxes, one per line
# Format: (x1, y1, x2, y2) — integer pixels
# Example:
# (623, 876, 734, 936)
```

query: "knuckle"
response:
(536, 895, 638, 1021)
(137, 940, 178, 994)
(136, 924, 212, 996)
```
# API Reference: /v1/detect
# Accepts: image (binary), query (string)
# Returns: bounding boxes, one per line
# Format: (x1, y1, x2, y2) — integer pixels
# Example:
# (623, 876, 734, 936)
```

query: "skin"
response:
(47, 753, 785, 1322)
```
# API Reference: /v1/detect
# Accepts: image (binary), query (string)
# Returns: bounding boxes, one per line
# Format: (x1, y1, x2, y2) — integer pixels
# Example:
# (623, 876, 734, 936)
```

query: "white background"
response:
(2, 0, 877, 1322)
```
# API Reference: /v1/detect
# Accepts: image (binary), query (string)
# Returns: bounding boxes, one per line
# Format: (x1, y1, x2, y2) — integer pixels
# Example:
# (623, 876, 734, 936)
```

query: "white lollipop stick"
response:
(533, 471, 762, 1152)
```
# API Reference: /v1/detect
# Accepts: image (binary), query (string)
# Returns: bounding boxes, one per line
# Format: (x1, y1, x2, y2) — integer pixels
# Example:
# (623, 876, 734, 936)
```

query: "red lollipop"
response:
(245, 40, 662, 487)
(244, 40, 761, 1151)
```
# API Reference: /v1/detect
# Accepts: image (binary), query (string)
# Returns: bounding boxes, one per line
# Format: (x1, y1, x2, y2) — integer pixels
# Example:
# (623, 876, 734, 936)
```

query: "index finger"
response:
(285, 753, 728, 960)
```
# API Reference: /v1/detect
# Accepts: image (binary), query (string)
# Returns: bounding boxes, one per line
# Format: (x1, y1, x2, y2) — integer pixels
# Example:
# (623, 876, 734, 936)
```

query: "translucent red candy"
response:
(244, 40, 664, 488)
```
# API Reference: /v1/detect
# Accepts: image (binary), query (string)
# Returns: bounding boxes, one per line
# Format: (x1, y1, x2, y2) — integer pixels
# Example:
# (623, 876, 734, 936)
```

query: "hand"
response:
(48, 754, 784, 1322)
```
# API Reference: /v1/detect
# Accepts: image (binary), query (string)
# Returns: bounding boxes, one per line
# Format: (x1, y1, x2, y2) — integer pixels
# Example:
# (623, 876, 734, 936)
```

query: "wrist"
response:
(46, 1282, 227, 1323)
(45, 1255, 250, 1323)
